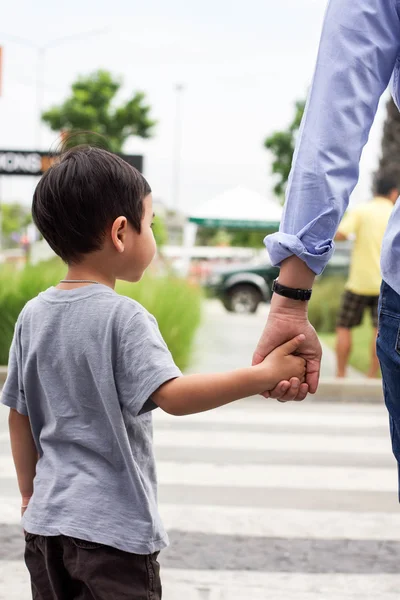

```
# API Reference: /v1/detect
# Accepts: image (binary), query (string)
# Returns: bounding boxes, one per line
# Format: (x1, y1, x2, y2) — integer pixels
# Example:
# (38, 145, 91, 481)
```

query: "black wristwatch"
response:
(272, 279, 312, 302)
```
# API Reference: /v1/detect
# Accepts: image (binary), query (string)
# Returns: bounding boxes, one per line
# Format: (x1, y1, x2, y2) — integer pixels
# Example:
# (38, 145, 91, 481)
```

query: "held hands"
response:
(253, 305, 322, 402)
(255, 335, 307, 397)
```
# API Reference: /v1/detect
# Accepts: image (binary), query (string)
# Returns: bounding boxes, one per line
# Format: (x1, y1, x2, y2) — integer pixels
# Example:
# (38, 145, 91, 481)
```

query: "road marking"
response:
(154, 408, 389, 429)
(159, 504, 400, 541)
(2, 563, 400, 600)
(154, 430, 392, 454)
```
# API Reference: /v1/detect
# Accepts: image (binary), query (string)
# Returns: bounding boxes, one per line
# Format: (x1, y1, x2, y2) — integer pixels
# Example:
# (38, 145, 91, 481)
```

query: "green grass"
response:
(319, 314, 377, 375)
(308, 277, 380, 376)
(308, 277, 346, 334)
(0, 261, 202, 370)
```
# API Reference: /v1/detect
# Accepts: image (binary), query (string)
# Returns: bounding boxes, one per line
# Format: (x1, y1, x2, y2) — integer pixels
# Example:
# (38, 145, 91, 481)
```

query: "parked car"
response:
(205, 245, 350, 314)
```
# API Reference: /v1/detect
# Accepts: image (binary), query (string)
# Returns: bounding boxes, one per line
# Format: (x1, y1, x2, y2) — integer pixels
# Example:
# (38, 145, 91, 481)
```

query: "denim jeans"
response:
(377, 280, 400, 499)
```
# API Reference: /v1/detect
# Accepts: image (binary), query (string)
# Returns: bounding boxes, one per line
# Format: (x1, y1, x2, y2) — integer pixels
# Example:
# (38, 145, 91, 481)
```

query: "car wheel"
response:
(222, 296, 235, 312)
(228, 285, 262, 314)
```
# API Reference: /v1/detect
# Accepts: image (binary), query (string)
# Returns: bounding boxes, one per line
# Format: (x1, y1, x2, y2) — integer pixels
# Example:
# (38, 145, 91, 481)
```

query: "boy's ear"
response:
(111, 217, 127, 253)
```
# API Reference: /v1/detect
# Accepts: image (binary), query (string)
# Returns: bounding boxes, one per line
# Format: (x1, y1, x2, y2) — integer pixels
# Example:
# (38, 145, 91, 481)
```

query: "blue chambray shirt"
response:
(266, 0, 400, 295)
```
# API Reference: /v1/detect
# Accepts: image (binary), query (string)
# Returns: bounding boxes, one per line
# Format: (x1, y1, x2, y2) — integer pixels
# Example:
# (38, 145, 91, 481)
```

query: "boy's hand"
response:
(256, 334, 307, 395)
(21, 496, 31, 517)
(268, 377, 308, 403)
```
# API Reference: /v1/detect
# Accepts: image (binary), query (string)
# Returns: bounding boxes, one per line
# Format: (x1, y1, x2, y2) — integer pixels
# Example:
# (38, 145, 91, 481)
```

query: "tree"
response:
(264, 99, 306, 201)
(1, 203, 32, 248)
(230, 230, 265, 248)
(195, 226, 264, 248)
(195, 227, 219, 246)
(42, 70, 156, 152)
(374, 97, 400, 186)
(209, 229, 232, 247)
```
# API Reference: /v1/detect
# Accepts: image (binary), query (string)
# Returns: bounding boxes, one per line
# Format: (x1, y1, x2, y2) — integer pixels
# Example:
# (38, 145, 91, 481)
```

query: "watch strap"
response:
(272, 279, 312, 301)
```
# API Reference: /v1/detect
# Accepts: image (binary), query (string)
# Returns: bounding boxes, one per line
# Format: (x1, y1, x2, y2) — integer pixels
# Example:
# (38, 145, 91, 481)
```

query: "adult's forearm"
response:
(266, 0, 400, 275)
(278, 256, 315, 290)
(9, 410, 37, 500)
(268, 257, 316, 316)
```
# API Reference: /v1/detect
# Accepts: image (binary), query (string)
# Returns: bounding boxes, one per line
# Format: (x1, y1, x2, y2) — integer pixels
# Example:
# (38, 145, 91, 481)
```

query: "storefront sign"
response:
(0, 151, 143, 176)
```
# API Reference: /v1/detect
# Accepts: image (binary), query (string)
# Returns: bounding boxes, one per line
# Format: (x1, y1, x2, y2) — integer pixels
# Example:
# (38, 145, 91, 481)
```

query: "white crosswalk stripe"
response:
(1, 399, 400, 599)
(154, 428, 392, 454)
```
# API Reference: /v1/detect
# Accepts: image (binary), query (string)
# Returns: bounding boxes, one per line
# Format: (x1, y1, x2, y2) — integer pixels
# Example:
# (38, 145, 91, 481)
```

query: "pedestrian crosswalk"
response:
(1, 397, 400, 599)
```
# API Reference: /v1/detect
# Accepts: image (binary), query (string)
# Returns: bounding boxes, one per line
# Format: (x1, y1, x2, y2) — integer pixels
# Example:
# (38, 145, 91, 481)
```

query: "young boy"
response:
(1, 146, 306, 600)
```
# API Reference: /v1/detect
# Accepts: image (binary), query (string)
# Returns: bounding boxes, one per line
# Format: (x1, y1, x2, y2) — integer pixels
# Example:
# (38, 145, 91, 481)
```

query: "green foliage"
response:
(117, 278, 201, 370)
(308, 277, 346, 334)
(0, 261, 63, 365)
(230, 230, 265, 248)
(264, 99, 306, 201)
(320, 315, 378, 376)
(152, 215, 168, 249)
(1, 203, 32, 248)
(0, 261, 201, 370)
(196, 227, 265, 248)
(209, 229, 232, 247)
(42, 70, 156, 152)
(195, 227, 218, 246)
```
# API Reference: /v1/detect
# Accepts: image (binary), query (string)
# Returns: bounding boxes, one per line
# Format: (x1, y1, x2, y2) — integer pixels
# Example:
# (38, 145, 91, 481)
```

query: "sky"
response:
(0, 0, 389, 214)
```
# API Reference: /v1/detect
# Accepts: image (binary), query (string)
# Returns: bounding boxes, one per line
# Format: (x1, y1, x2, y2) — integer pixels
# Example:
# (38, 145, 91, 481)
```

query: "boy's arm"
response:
(153, 369, 262, 416)
(9, 409, 38, 512)
(153, 335, 306, 416)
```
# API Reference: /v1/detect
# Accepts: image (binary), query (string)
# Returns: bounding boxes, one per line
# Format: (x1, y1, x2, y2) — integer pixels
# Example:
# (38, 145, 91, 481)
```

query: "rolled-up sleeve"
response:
(266, 0, 400, 274)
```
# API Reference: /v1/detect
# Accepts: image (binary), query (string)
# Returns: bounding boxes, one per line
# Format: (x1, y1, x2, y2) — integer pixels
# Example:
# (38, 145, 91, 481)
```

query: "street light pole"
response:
(35, 47, 45, 147)
(0, 28, 109, 148)
(172, 83, 185, 213)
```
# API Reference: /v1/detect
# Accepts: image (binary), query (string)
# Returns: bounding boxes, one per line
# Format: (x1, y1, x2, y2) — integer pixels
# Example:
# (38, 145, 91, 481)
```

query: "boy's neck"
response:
(57, 263, 116, 290)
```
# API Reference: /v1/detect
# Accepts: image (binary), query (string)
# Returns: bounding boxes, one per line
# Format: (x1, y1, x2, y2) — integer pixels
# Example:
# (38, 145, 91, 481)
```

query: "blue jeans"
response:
(377, 280, 400, 499)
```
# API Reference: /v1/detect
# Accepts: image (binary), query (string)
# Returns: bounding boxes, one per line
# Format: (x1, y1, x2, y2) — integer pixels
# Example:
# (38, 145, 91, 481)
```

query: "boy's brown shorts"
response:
(25, 533, 162, 600)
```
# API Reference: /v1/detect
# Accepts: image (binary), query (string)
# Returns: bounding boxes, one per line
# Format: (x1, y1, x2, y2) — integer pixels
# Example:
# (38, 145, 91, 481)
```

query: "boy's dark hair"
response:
(374, 174, 399, 197)
(32, 146, 151, 264)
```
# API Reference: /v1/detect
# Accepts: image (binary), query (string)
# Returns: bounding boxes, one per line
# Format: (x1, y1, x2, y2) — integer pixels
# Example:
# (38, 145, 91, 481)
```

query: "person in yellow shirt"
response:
(335, 176, 398, 378)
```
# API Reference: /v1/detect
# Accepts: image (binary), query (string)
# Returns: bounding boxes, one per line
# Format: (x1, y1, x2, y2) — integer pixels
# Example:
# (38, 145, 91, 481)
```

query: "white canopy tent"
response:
(188, 187, 282, 230)
(182, 187, 282, 275)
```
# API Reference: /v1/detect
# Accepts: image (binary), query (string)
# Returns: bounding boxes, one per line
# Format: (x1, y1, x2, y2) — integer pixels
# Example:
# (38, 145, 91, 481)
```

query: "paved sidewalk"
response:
(188, 300, 363, 379)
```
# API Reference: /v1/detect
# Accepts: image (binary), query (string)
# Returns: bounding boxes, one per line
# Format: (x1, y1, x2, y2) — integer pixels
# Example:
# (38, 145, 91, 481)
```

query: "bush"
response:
(308, 277, 346, 333)
(117, 278, 201, 370)
(0, 261, 202, 370)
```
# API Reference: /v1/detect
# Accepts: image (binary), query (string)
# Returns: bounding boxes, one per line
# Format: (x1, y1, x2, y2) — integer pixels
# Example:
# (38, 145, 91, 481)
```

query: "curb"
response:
(309, 377, 383, 404)
(1, 368, 384, 403)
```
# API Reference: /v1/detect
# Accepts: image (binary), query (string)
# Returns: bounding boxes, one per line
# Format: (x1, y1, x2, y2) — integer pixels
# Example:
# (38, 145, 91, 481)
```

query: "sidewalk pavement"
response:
(188, 300, 384, 404)
(319, 339, 364, 379)
(188, 299, 364, 380)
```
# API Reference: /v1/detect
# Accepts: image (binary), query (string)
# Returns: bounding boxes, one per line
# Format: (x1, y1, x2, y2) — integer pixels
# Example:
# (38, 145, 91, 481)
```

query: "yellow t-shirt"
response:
(338, 197, 394, 296)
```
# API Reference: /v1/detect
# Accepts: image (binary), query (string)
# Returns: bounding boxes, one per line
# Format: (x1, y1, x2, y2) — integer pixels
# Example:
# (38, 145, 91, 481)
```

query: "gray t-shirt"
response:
(1, 284, 181, 554)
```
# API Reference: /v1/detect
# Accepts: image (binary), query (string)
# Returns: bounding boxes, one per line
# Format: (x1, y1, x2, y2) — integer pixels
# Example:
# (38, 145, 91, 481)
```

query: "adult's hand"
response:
(252, 257, 322, 402)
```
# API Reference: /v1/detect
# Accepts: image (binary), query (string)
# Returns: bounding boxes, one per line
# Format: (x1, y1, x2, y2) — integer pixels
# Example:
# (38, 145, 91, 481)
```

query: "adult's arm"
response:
(255, 0, 400, 399)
